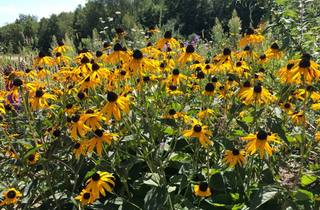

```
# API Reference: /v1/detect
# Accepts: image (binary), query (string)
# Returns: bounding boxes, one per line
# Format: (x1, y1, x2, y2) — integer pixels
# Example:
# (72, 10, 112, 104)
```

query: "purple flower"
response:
(162, 45, 167, 51)
(204, 44, 207, 50)
(185, 42, 189, 47)
(191, 41, 195, 46)
(195, 36, 200, 42)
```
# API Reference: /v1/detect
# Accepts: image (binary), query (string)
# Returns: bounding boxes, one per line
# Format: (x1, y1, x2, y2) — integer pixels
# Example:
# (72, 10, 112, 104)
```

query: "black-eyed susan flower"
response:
(176, 45, 203, 68)
(141, 42, 162, 58)
(234, 61, 250, 78)
(236, 45, 259, 61)
(288, 55, 320, 85)
(239, 28, 265, 47)
(102, 42, 112, 51)
(213, 48, 235, 70)
(155, 31, 180, 50)
(0, 188, 22, 206)
(240, 84, 274, 105)
(257, 53, 273, 65)
(64, 103, 78, 115)
(94, 51, 108, 63)
(241, 130, 281, 158)
(75, 189, 96, 206)
(280, 102, 294, 113)
(264, 43, 283, 60)
(33, 51, 52, 68)
(83, 109, 105, 130)
(52, 52, 71, 66)
(85, 172, 115, 198)
(74, 48, 94, 64)
(276, 63, 296, 84)
(147, 25, 159, 33)
(53, 41, 73, 54)
(6, 78, 23, 103)
(287, 111, 306, 126)
(182, 119, 213, 148)
(73, 141, 87, 159)
(163, 69, 189, 86)
(202, 82, 215, 96)
(29, 89, 57, 110)
(104, 43, 130, 65)
(126, 49, 156, 76)
(194, 182, 211, 197)
(86, 129, 118, 156)
(100, 91, 133, 122)
(236, 81, 251, 97)
(25, 68, 37, 79)
(69, 114, 91, 140)
(217, 85, 233, 100)
(26, 153, 40, 164)
(166, 84, 183, 96)
(77, 76, 101, 92)
(222, 149, 247, 167)
(113, 27, 126, 43)
(196, 107, 215, 119)
(36, 67, 50, 80)
(163, 109, 187, 120)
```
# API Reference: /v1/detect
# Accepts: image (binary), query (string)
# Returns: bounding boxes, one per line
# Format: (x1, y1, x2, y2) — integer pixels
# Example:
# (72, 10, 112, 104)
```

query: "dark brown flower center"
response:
(28, 154, 35, 161)
(257, 130, 267, 140)
(243, 81, 251, 87)
(81, 56, 90, 64)
(77, 92, 85, 100)
(284, 103, 290, 108)
(13, 78, 23, 86)
(254, 85, 262, 93)
(114, 43, 122, 51)
(223, 48, 231, 56)
(96, 51, 103, 57)
(94, 129, 103, 137)
(149, 25, 155, 30)
(116, 27, 124, 34)
(66, 104, 73, 109)
(53, 129, 61, 137)
(107, 91, 118, 102)
(56, 52, 62, 57)
(39, 51, 46, 58)
(232, 149, 240, 155)
(92, 63, 100, 71)
(205, 83, 214, 92)
(271, 43, 279, 50)
(173, 69, 179, 75)
(244, 46, 250, 51)
(199, 182, 208, 191)
(169, 109, 176, 115)
(104, 42, 110, 48)
(72, 114, 80, 123)
(58, 41, 64, 46)
(246, 28, 254, 35)
(193, 124, 202, 132)
(83, 193, 90, 199)
(91, 172, 100, 181)
(186, 45, 195, 53)
(260, 54, 266, 60)
(287, 63, 294, 70)
(143, 76, 150, 82)
(164, 31, 172, 39)
(211, 77, 217, 83)
(197, 71, 205, 79)
(36, 90, 44, 98)
(299, 58, 310, 68)
(7, 190, 16, 198)
(169, 85, 177, 91)
(133, 50, 143, 59)
(74, 143, 81, 149)
(236, 62, 242, 67)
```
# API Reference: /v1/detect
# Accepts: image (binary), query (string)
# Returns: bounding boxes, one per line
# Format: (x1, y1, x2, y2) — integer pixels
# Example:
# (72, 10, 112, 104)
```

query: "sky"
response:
(0, 0, 87, 27)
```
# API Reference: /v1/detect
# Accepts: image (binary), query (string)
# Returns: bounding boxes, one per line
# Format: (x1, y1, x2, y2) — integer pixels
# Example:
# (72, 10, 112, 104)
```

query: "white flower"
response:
(108, 18, 113, 22)
(99, 17, 103, 20)
(100, 31, 105, 34)
(104, 26, 109, 29)
(141, 32, 145, 35)
(115, 11, 121, 15)
(131, 28, 136, 32)
(101, 21, 105, 23)
(111, 28, 116, 33)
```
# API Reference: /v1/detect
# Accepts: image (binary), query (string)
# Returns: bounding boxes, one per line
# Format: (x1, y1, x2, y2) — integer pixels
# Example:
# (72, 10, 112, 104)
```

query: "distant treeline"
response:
(0, 0, 265, 54)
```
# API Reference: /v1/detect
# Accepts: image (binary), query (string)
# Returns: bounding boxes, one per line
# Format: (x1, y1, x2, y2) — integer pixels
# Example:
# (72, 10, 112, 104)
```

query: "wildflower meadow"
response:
(1, 0, 320, 209)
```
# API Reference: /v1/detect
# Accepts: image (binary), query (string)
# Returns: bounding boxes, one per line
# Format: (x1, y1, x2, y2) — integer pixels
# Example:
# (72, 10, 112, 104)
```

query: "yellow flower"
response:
(240, 84, 274, 106)
(33, 51, 52, 67)
(72, 141, 87, 159)
(0, 188, 22, 206)
(155, 31, 180, 50)
(176, 45, 203, 68)
(52, 41, 73, 54)
(241, 131, 281, 158)
(86, 129, 118, 156)
(280, 102, 294, 113)
(26, 153, 40, 164)
(182, 119, 213, 148)
(264, 43, 283, 60)
(222, 149, 247, 167)
(194, 182, 211, 197)
(239, 28, 265, 47)
(75, 189, 96, 206)
(85, 172, 115, 198)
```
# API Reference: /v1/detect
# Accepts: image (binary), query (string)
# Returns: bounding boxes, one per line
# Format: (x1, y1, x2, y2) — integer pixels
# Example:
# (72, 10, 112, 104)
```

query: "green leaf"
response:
(276, 0, 287, 5)
(242, 117, 253, 123)
(23, 180, 38, 196)
(266, 118, 289, 145)
(279, 36, 290, 51)
(283, 10, 298, 18)
(301, 175, 317, 187)
(250, 185, 281, 209)
(236, 120, 249, 133)
(144, 186, 168, 210)
(260, 11, 271, 24)
(15, 139, 34, 149)
(24, 147, 41, 159)
(294, 189, 314, 200)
